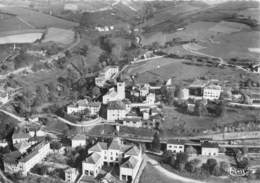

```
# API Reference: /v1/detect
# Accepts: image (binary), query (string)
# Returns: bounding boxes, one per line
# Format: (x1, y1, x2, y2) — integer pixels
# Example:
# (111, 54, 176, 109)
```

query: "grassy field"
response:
(0, 7, 78, 29)
(125, 57, 249, 86)
(0, 13, 31, 32)
(201, 30, 260, 60)
(42, 28, 75, 45)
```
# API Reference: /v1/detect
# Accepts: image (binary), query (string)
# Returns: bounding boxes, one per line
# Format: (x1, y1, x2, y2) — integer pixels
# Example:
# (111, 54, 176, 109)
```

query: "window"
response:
(90, 171, 94, 176)
(104, 156, 107, 160)
(85, 170, 89, 175)
(110, 157, 113, 160)
(168, 145, 172, 148)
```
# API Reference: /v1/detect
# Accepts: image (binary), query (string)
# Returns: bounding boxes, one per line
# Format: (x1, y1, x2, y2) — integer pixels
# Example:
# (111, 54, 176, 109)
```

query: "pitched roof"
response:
(125, 146, 140, 157)
(85, 152, 101, 164)
(120, 156, 138, 169)
(201, 141, 219, 148)
(108, 138, 121, 151)
(89, 142, 107, 152)
(72, 134, 86, 140)
(14, 141, 31, 151)
(107, 101, 126, 110)
(3, 151, 22, 164)
(13, 131, 30, 139)
(167, 139, 185, 145)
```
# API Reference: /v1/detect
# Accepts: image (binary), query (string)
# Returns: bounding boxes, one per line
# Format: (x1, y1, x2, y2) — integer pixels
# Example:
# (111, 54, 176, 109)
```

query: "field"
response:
(0, 7, 79, 29)
(42, 27, 75, 45)
(0, 13, 31, 32)
(201, 30, 260, 60)
(125, 57, 250, 87)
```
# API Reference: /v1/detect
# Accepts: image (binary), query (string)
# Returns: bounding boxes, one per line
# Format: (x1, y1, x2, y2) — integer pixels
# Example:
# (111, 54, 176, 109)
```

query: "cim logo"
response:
(229, 167, 252, 177)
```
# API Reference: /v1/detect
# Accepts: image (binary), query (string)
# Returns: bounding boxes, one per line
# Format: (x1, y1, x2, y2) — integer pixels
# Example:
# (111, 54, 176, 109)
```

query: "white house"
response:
(119, 146, 142, 182)
(122, 117, 142, 128)
(3, 141, 51, 175)
(12, 131, 30, 144)
(88, 102, 101, 116)
(203, 84, 222, 100)
(14, 141, 31, 153)
(201, 142, 219, 156)
(103, 82, 125, 104)
(71, 134, 86, 148)
(82, 137, 143, 181)
(166, 139, 185, 153)
(106, 101, 128, 122)
(65, 167, 79, 183)
(95, 66, 119, 87)
(0, 139, 8, 147)
(67, 99, 89, 115)
(145, 93, 156, 105)
(82, 152, 103, 177)
(64, 3, 79, 11)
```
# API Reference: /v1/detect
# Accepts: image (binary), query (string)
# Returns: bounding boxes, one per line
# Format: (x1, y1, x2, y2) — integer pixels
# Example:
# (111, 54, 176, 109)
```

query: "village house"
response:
(166, 139, 185, 153)
(81, 137, 143, 182)
(103, 82, 125, 104)
(0, 139, 8, 147)
(71, 134, 87, 148)
(67, 99, 101, 116)
(3, 140, 51, 175)
(122, 117, 142, 128)
(12, 131, 31, 144)
(201, 142, 219, 156)
(95, 66, 119, 87)
(67, 99, 89, 115)
(14, 141, 31, 154)
(188, 79, 222, 101)
(203, 84, 222, 100)
(106, 100, 129, 122)
(119, 146, 143, 182)
(64, 167, 79, 183)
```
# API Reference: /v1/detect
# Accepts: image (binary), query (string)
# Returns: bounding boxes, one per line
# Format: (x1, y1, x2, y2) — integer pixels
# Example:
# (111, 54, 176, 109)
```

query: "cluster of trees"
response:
(31, 164, 65, 180)
(161, 151, 230, 179)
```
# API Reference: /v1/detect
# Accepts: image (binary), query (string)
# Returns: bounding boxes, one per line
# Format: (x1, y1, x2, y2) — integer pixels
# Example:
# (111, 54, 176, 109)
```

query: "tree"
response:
(194, 100, 208, 116)
(220, 161, 229, 175)
(206, 158, 218, 174)
(185, 145, 197, 155)
(185, 159, 200, 173)
(151, 131, 161, 152)
(212, 165, 221, 176)
(50, 141, 62, 151)
(175, 152, 188, 171)
(92, 86, 101, 97)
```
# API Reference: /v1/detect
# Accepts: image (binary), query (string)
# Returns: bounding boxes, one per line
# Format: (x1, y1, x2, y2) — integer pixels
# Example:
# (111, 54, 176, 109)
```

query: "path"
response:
(183, 44, 252, 73)
(0, 109, 28, 126)
(145, 154, 204, 183)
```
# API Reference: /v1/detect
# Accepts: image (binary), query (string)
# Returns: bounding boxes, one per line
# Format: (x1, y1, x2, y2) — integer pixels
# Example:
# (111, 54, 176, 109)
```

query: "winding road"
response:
(145, 154, 204, 183)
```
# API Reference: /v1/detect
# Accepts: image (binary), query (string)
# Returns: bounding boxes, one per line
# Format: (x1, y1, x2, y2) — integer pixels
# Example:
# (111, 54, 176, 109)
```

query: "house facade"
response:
(107, 101, 128, 122)
(201, 142, 219, 156)
(65, 167, 79, 183)
(166, 139, 185, 153)
(103, 82, 125, 104)
(71, 134, 86, 148)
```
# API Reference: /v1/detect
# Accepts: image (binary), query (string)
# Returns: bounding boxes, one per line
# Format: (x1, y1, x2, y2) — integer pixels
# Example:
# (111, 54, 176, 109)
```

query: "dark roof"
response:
(123, 117, 142, 122)
(3, 151, 22, 164)
(120, 156, 138, 169)
(13, 131, 30, 139)
(125, 146, 140, 157)
(89, 142, 107, 152)
(167, 139, 185, 145)
(72, 134, 86, 140)
(108, 138, 121, 150)
(201, 141, 219, 148)
(107, 101, 126, 110)
(85, 152, 101, 164)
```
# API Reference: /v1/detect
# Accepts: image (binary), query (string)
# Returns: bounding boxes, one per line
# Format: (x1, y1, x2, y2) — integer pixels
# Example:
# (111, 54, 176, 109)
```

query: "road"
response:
(0, 109, 28, 127)
(145, 154, 204, 183)
(183, 44, 252, 73)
